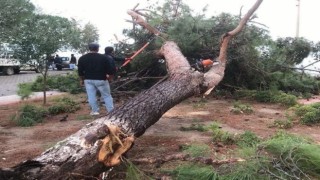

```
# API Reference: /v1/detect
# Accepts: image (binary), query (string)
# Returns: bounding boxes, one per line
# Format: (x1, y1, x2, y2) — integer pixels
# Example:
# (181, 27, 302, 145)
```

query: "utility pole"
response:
(296, 0, 301, 38)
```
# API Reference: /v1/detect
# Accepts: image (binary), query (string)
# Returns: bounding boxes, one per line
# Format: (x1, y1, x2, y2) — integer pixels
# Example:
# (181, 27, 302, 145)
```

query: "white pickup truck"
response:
(0, 52, 44, 75)
(0, 52, 20, 75)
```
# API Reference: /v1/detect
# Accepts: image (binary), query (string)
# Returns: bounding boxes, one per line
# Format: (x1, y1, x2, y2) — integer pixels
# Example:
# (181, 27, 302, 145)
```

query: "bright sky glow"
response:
(29, 0, 320, 49)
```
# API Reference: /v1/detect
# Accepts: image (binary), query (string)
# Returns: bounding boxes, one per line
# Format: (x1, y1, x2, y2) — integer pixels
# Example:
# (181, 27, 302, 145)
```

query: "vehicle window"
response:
(61, 57, 69, 61)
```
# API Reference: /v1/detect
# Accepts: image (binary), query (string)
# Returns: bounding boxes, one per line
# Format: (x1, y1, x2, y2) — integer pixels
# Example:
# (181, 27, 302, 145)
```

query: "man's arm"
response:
(113, 56, 125, 62)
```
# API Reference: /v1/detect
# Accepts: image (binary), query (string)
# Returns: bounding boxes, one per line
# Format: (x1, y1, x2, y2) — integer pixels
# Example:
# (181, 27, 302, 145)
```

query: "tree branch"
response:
(127, 10, 168, 40)
(202, 0, 263, 96)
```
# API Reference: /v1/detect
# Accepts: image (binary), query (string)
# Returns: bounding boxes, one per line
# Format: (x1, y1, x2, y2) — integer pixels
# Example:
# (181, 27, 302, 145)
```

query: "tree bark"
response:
(0, 0, 263, 179)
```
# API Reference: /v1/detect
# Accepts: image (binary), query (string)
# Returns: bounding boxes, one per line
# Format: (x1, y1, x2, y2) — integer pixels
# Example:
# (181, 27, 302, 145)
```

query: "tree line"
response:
(0, 0, 99, 62)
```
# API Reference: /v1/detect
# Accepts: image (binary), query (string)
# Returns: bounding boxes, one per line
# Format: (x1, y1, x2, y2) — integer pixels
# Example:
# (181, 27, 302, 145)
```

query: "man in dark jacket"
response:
(78, 43, 115, 115)
(104, 46, 131, 79)
(54, 55, 62, 70)
(69, 54, 77, 70)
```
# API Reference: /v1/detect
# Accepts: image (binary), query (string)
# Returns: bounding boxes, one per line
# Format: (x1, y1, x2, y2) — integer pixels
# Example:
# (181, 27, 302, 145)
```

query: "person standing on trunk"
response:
(78, 43, 116, 115)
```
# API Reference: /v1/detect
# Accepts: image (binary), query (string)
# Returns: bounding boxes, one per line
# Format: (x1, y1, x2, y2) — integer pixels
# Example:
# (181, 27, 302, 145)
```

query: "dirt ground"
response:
(0, 93, 320, 178)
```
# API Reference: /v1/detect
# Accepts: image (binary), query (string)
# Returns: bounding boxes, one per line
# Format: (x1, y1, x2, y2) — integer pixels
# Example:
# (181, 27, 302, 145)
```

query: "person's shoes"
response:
(90, 112, 100, 116)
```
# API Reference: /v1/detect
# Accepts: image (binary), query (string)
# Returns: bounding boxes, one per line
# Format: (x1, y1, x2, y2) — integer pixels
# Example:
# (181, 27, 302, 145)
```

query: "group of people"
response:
(78, 43, 128, 115)
(48, 54, 77, 70)
(48, 55, 61, 70)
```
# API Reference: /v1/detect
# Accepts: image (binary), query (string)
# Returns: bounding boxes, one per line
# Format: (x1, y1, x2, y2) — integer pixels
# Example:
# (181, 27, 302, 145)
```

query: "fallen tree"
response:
(0, 0, 263, 179)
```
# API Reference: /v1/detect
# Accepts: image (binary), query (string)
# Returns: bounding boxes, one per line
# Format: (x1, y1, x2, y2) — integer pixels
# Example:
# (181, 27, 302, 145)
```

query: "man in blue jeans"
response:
(78, 43, 116, 115)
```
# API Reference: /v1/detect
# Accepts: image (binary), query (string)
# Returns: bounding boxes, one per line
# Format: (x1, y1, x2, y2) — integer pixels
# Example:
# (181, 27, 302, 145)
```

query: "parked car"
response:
(60, 57, 71, 68)
(54, 56, 76, 70)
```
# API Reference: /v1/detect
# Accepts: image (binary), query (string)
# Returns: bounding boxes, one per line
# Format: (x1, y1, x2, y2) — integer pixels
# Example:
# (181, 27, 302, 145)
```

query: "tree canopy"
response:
(0, 0, 99, 59)
(114, 0, 320, 94)
(0, 0, 35, 42)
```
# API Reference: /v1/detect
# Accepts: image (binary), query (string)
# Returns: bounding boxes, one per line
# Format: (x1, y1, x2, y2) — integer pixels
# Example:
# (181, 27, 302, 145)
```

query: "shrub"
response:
(254, 91, 297, 107)
(272, 92, 297, 107)
(254, 90, 273, 103)
(48, 105, 66, 115)
(17, 83, 33, 100)
(271, 118, 293, 129)
(13, 104, 48, 127)
(233, 89, 256, 100)
(302, 92, 312, 99)
(293, 103, 320, 124)
(30, 76, 46, 91)
(236, 131, 260, 148)
(48, 97, 80, 115)
(50, 73, 82, 94)
(15, 116, 37, 127)
(294, 104, 315, 117)
(231, 101, 253, 114)
(301, 111, 320, 124)
(26, 71, 83, 94)
(208, 123, 235, 145)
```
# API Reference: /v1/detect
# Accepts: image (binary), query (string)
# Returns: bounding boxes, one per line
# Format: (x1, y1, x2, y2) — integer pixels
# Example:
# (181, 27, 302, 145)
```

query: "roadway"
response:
(0, 70, 71, 97)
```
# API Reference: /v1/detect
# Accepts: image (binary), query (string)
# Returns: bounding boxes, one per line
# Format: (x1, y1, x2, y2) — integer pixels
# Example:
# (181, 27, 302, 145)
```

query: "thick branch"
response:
(160, 41, 192, 75)
(219, 0, 263, 64)
(203, 0, 263, 95)
(228, 0, 263, 36)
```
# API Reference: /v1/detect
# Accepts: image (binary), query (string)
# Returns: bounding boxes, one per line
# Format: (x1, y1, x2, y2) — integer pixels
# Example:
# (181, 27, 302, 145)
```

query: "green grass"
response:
(124, 160, 152, 180)
(236, 131, 260, 148)
(231, 101, 253, 114)
(207, 123, 236, 145)
(76, 115, 92, 121)
(169, 164, 219, 180)
(181, 144, 211, 158)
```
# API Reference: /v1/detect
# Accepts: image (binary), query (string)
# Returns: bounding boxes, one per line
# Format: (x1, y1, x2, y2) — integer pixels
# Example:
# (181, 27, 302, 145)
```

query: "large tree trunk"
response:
(0, 1, 262, 179)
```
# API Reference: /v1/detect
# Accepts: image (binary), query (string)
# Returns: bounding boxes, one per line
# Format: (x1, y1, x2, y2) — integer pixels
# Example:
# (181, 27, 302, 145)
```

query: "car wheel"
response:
(14, 68, 20, 74)
(4, 67, 14, 75)
(57, 65, 62, 71)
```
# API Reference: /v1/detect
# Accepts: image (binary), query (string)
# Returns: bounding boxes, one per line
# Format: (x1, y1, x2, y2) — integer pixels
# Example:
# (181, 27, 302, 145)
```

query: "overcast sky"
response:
(29, 0, 320, 50)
